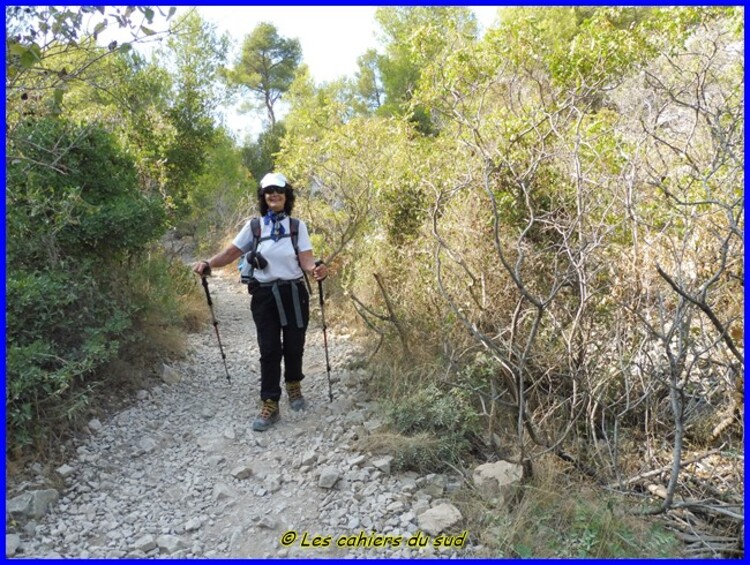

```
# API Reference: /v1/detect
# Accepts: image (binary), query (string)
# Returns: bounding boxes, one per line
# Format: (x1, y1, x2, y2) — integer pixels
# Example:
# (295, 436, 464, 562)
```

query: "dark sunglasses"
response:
(263, 186, 286, 195)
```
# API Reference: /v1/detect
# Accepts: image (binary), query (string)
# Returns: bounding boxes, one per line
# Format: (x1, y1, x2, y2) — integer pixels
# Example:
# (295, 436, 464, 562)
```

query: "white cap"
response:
(260, 172, 288, 188)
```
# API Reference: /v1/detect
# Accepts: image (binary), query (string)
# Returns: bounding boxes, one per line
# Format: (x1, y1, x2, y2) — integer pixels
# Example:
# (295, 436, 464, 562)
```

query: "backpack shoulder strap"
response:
(239, 218, 262, 285)
(289, 217, 300, 256)
(251, 217, 261, 253)
(289, 217, 311, 293)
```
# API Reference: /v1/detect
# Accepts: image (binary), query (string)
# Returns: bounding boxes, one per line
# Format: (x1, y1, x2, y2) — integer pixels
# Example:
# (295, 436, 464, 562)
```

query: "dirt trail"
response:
(7, 268, 471, 558)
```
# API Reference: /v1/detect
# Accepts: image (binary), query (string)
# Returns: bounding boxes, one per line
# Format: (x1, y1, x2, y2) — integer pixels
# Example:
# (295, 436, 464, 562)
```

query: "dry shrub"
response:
(358, 360, 482, 473)
(454, 454, 680, 558)
(357, 431, 445, 471)
(175, 286, 211, 334)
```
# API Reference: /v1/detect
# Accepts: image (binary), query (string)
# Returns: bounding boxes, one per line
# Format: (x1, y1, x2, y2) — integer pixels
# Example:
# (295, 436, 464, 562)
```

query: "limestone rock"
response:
(318, 466, 340, 489)
(9, 489, 60, 520)
(6, 534, 21, 557)
(472, 461, 523, 505)
(133, 534, 157, 552)
(417, 503, 463, 536)
(230, 465, 253, 480)
(161, 363, 181, 385)
(372, 456, 394, 475)
(55, 464, 75, 479)
(156, 534, 188, 554)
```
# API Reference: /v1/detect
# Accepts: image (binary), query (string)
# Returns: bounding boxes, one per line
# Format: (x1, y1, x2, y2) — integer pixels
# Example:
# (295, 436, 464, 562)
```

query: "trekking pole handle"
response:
(201, 275, 212, 305)
(313, 259, 327, 282)
(315, 261, 325, 308)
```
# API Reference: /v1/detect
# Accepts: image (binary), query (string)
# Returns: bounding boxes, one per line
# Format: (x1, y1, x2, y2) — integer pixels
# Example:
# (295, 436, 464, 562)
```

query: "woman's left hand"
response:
(312, 262, 328, 281)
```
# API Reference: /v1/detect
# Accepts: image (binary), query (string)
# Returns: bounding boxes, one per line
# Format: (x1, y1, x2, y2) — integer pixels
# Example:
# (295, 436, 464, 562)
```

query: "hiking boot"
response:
(252, 399, 280, 432)
(286, 381, 306, 411)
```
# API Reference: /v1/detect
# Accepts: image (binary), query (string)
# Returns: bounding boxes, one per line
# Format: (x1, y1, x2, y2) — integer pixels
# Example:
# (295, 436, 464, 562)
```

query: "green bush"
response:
(7, 119, 165, 260)
(384, 382, 479, 472)
(5, 117, 167, 455)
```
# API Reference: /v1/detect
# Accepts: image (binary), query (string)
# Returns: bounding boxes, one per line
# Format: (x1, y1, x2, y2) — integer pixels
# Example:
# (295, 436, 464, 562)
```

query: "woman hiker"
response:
(193, 172, 328, 431)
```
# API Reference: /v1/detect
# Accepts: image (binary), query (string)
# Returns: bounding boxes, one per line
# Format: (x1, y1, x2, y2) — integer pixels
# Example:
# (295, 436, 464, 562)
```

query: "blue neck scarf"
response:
(264, 210, 286, 241)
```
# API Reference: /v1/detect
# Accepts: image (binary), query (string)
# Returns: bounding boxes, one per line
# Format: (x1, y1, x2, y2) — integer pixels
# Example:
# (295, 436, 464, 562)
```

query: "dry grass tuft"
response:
(453, 454, 680, 558)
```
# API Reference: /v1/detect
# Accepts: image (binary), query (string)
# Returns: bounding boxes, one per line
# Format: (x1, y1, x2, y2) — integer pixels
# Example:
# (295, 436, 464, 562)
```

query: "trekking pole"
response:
(200, 270, 231, 384)
(315, 260, 333, 402)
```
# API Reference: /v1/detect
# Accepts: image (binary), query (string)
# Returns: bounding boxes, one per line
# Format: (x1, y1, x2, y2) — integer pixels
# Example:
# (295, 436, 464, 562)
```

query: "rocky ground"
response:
(6, 268, 482, 559)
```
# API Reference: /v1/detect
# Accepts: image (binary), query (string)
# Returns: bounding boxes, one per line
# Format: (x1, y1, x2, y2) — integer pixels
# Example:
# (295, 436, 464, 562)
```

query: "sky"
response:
(198, 5, 501, 139)
(196, 5, 501, 84)
(102, 5, 502, 140)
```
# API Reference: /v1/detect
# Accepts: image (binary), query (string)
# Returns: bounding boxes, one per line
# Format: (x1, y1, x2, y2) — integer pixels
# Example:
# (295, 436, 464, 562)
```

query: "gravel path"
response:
(6, 268, 473, 558)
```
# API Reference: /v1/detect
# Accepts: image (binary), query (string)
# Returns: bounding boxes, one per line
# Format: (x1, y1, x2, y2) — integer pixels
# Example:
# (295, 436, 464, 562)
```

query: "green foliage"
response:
(5, 268, 132, 454)
(275, 11, 744, 523)
(373, 7, 478, 133)
(108, 55, 177, 196)
(503, 485, 680, 557)
(184, 128, 253, 242)
(5, 7, 223, 224)
(384, 382, 479, 472)
(280, 112, 423, 267)
(7, 119, 165, 262)
(283, 67, 352, 138)
(4, 7, 285, 460)
(6, 6, 175, 120)
(353, 49, 384, 113)
(5, 117, 168, 455)
(125, 246, 206, 333)
(225, 22, 302, 128)
(241, 123, 286, 183)
(380, 174, 427, 246)
(158, 11, 229, 218)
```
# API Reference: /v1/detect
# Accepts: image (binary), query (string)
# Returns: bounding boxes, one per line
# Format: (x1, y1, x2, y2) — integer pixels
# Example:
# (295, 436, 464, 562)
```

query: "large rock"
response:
(213, 483, 236, 502)
(7, 493, 33, 518)
(472, 461, 523, 505)
(417, 503, 463, 536)
(88, 418, 103, 433)
(30, 489, 60, 518)
(7, 489, 60, 520)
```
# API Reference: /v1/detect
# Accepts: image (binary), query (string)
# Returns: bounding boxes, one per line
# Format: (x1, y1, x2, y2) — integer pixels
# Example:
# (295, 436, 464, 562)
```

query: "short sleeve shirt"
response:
(232, 217, 312, 283)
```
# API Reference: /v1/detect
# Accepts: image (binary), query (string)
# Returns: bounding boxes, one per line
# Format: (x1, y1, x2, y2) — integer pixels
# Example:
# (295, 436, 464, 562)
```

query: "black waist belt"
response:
(259, 278, 304, 328)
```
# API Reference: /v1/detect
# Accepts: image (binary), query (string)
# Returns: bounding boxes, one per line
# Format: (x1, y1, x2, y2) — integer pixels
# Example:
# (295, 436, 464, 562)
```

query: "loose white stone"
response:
(56, 464, 75, 479)
(318, 467, 340, 489)
(6, 534, 21, 557)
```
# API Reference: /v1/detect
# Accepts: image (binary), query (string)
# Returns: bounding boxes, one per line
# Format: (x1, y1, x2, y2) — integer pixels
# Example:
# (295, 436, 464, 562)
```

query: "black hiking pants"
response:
(250, 280, 310, 402)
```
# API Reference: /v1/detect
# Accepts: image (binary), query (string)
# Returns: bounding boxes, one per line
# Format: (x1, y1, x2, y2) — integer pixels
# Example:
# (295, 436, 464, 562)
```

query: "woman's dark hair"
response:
(257, 182, 295, 215)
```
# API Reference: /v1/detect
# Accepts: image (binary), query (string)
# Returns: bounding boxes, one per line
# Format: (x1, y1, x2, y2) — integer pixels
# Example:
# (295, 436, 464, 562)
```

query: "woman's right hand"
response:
(192, 246, 241, 277)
